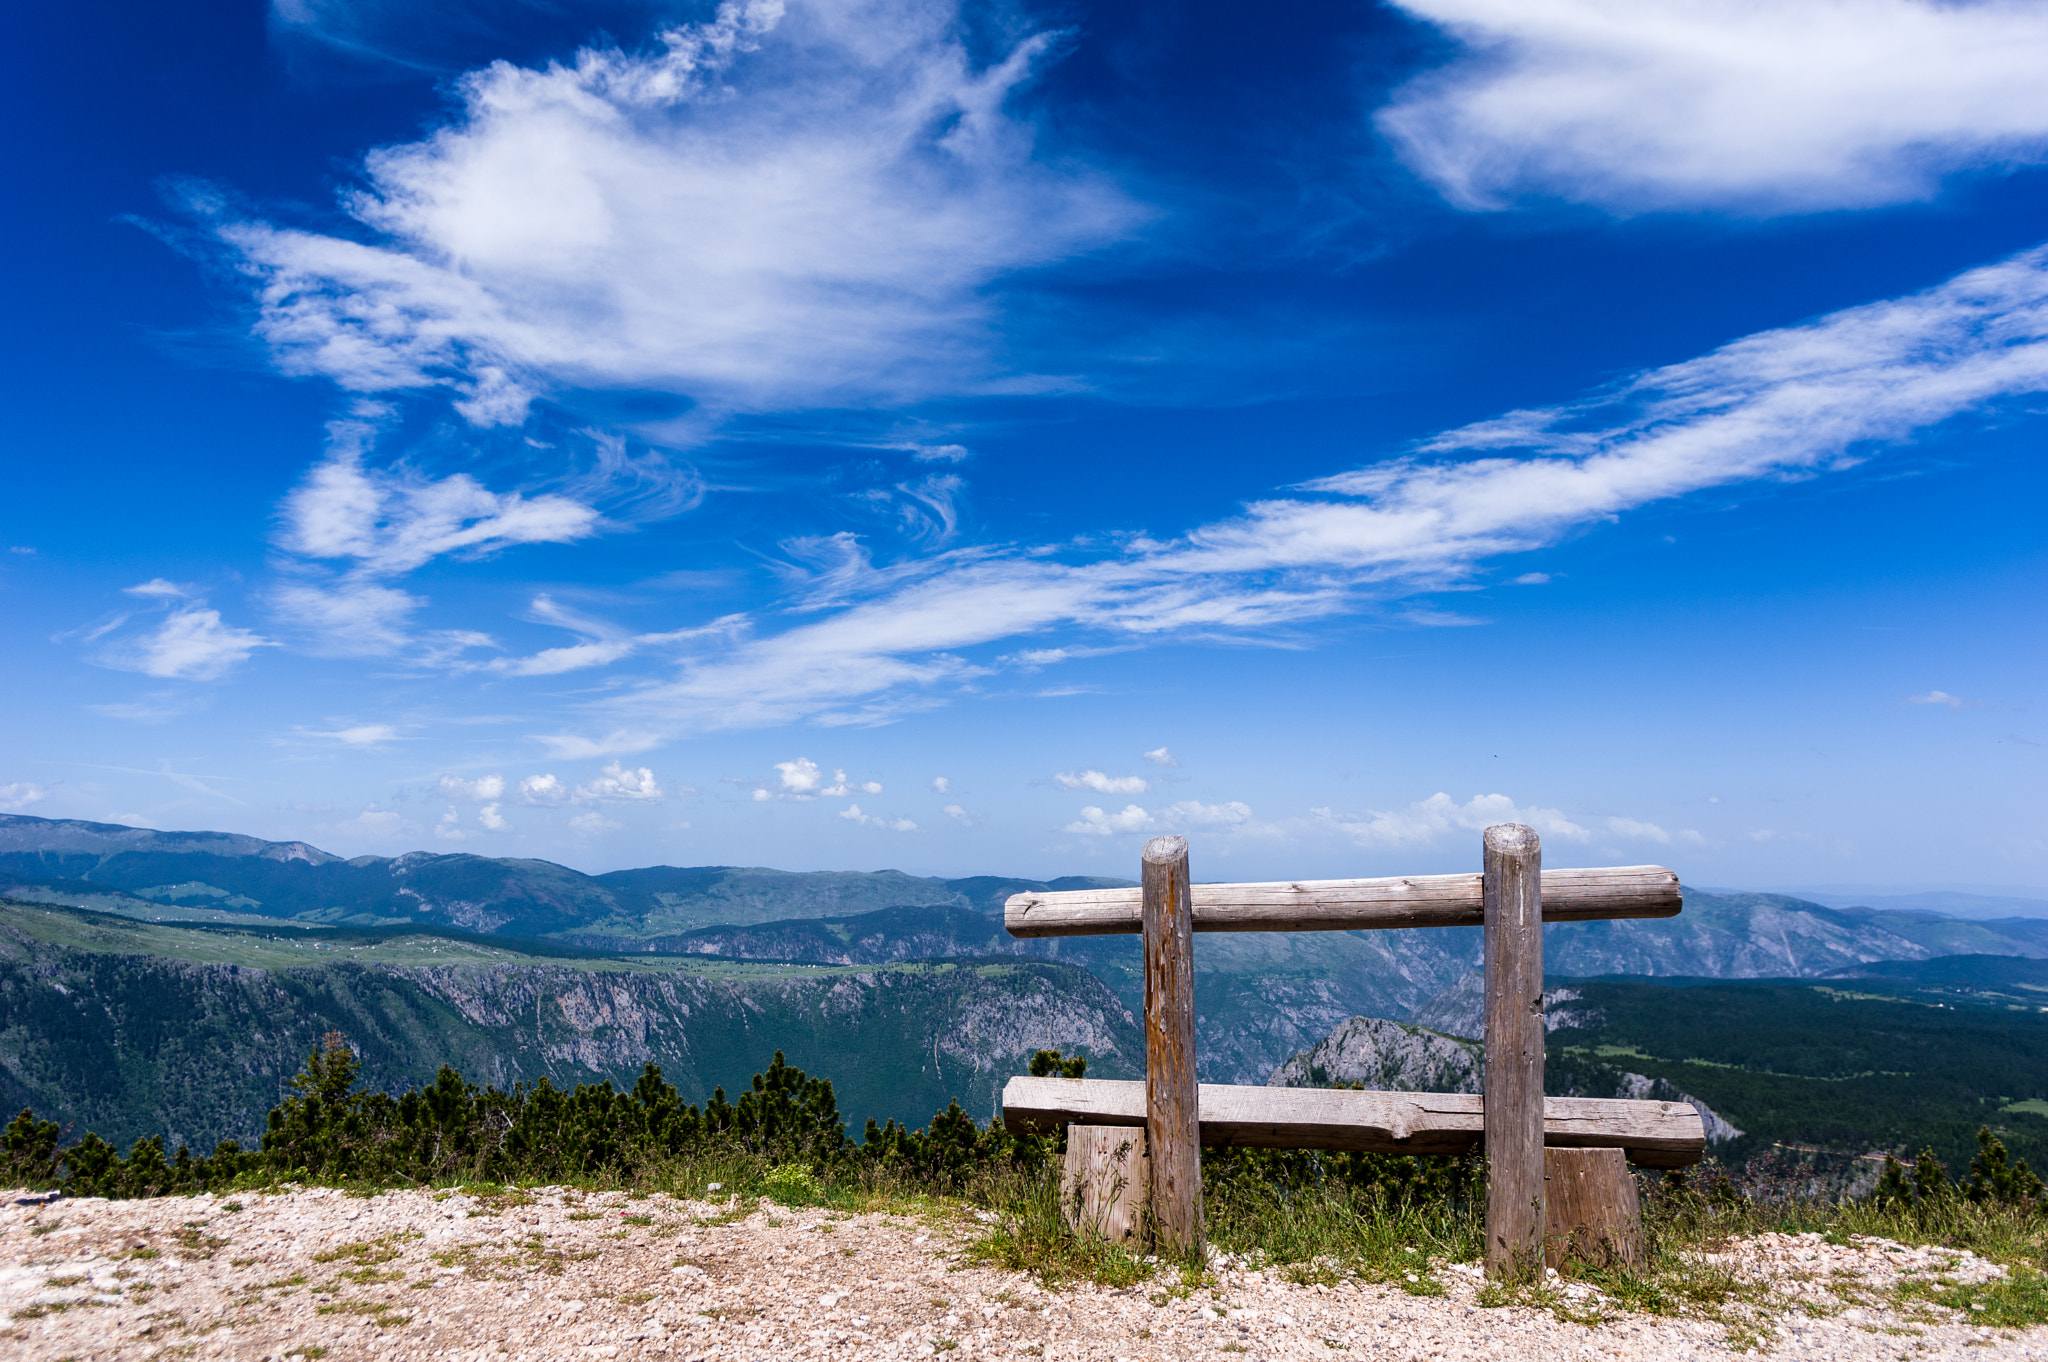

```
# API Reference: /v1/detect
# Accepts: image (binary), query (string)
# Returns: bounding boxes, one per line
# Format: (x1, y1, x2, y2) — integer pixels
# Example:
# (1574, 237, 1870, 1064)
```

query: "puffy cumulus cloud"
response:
(212, 0, 1137, 427)
(942, 803, 974, 825)
(1064, 804, 1155, 836)
(566, 242, 2048, 747)
(772, 757, 823, 799)
(0, 782, 49, 812)
(516, 764, 667, 805)
(754, 757, 874, 801)
(440, 773, 507, 802)
(930, 775, 951, 794)
(1379, 0, 2048, 214)
(574, 761, 664, 802)
(478, 803, 506, 830)
(1314, 792, 1592, 849)
(1142, 747, 1179, 768)
(1055, 770, 1149, 795)
(839, 802, 917, 831)
(519, 773, 568, 804)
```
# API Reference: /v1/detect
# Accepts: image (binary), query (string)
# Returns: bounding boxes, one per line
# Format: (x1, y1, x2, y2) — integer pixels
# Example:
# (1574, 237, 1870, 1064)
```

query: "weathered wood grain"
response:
(1544, 1148, 1646, 1272)
(1484, 823, 1545, 1281)
(1062, 1124, 1150, 1244)
(1142, 834, 1203, 1256)
(1002, 865, 1679, 938)
(1000, 1077, 1707, 1168)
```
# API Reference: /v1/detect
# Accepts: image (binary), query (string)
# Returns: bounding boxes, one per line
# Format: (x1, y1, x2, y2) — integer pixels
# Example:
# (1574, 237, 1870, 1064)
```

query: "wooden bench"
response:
(998, 828, 1703, 1278)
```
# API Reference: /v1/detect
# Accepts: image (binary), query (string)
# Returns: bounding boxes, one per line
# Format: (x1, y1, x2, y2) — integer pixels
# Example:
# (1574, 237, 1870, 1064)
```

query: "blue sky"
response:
(2, 0, 2043, 892)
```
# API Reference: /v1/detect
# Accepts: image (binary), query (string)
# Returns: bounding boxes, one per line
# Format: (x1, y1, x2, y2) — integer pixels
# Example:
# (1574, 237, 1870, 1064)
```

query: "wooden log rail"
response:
(1006, 833, 1688, 1276)
(1001, 1076, 1708, 1169)
(1003, 865, 1679, 937)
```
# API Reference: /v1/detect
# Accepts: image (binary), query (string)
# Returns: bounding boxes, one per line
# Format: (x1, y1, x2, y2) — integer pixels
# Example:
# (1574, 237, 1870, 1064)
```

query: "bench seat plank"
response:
(1001, 1076, 1707, 1169)
(1003, 866, 1680, 938)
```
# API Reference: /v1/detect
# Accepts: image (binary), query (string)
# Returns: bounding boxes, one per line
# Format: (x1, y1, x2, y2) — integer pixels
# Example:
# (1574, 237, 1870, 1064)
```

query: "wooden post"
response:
(1142, 834, 1202, 1257)
(1483, 823, 1544, 1281)
(1062, 1125, 1150, 1243)
(1543, 1148, 1646, 1272)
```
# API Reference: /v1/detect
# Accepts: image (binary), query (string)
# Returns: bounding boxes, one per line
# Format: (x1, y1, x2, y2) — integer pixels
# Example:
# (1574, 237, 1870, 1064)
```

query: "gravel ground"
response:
(2, 1185, 2042, 1361)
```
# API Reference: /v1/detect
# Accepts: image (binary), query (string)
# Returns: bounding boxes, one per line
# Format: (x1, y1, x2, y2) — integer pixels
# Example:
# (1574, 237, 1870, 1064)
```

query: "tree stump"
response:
(1062, 1125, 1149, 1243)
(1543, 1148, 1646, 1272)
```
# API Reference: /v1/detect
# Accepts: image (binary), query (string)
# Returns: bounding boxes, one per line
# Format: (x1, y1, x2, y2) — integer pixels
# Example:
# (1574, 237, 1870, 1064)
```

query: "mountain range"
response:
(5, 812, 2047, 1154)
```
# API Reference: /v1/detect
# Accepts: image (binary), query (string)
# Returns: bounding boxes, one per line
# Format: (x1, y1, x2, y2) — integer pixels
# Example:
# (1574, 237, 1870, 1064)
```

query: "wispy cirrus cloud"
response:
(538, 241, 2048, 749)
(1379, 0, 2048, 213)
(90, 581, 273, 682)
(213, 0, 1138, 430)
(1313, 792, 1591, 849)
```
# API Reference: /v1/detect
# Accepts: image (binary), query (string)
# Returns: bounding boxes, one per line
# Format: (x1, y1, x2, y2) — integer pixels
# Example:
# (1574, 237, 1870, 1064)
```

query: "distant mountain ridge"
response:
(8, 812, 2048, 1085)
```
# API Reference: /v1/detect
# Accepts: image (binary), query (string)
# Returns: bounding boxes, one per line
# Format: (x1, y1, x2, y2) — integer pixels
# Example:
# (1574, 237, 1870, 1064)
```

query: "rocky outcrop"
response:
(1267, 1011, 1743, 1148)
(1264, 1016, 1482, 1092)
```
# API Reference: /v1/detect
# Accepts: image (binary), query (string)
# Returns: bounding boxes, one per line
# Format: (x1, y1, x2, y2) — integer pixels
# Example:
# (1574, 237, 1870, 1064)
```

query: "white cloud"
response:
(1063, 804, 1155, 836)
(1055, 769, 1150, 795)
(1141, 746, 1179, 767)
(839, 802, 917, 831)
(482, 594, 742, 678)
(942, 803, 974, 825)
(519, 240, 2048, 747)
(574, 761, 663, 802)
(339, 803, 406, 836)
(519, 773, 567, 804)
(435, 806, 469, 841)
(1315, 792, 1592, 849)
(8, 546, 33, 555)
(1605, 815, 1670, 844)
(1907, 690, 1969, 709)
(910, 444, 971, 463)
(99, 602, 273, 682)
(1512, 572, 1551, 585)
(283, 452, 602, 578)
(930, 775, 951, 794)
(772, 757, 823, 799)
(211, 0, 1137, 427)
(440, 773, 507, 802)
(0, 782, 49, 812)
(569, 811, 621, 833)
(306, 724, 401, 748)
(1161, 800, 1259, 829)
(123, 578, 190, 599)
(1379, 0, 2048, 213)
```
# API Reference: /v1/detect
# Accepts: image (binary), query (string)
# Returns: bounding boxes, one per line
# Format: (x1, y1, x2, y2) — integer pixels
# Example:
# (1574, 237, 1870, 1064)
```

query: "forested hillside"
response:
(0, 901, 1140, 1153)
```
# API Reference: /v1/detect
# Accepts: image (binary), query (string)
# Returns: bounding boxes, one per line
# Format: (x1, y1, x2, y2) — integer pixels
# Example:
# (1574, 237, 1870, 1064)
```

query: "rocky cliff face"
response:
(1266, 1010, 1743, 1149)
(1263, 1016, 1482, 1092)
(0, 912, 1140, 1153)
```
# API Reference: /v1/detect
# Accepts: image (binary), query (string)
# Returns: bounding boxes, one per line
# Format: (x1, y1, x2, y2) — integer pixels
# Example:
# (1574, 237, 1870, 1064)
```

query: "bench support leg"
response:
(1544, 1148, 1645, 1272)
(1143, 834, 1203, 1258)
(1484, 824, 1545, 1281)
(1062, 1124, 1150, 1243)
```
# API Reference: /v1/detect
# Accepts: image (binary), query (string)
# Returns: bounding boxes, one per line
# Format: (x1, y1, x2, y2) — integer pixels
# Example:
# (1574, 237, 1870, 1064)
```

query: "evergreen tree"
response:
(1965, 1126, 2044, 1209)
(1913, 1146, 1951, 1204)
(1873, 1153, 1912, 1210)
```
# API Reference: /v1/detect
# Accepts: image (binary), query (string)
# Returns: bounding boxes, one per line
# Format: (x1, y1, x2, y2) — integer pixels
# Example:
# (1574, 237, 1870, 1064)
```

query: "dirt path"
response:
(2, 1186, 2041, 1360)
